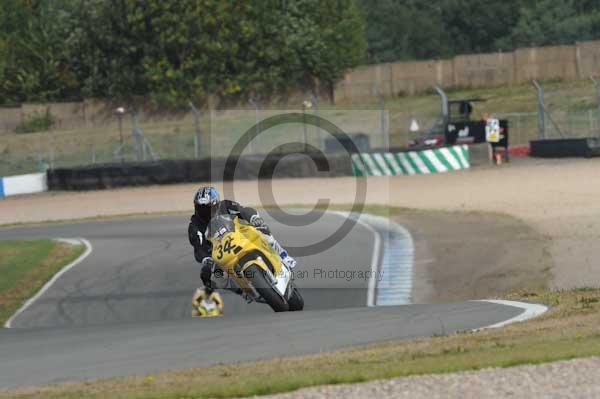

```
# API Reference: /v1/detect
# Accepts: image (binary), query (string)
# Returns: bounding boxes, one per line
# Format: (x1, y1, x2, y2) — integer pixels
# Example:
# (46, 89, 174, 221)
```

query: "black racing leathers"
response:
(188, 200, 269, 291)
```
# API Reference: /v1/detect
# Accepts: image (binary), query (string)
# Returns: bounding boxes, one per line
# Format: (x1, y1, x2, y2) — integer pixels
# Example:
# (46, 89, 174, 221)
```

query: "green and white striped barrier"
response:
(351, 145, 469, 176)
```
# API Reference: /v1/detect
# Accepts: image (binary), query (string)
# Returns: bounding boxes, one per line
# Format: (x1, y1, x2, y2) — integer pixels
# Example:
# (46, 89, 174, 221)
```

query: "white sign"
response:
(2, 173, 47, 197)
(486, 118, 501, 143)
(409, 119, 420, 132)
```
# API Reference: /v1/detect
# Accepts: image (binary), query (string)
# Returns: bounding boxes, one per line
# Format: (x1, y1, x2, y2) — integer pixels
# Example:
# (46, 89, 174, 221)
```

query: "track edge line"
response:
(472, 299, 549, 331)
(4, 237, 93, 328)
(329, 211, 381, 307)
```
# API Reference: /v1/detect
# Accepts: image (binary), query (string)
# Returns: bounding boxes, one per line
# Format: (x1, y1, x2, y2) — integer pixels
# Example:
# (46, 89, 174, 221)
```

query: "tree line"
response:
(360, 0, 600, 63)
(3, 0, 600, 106)
(0, 0, 365, 106)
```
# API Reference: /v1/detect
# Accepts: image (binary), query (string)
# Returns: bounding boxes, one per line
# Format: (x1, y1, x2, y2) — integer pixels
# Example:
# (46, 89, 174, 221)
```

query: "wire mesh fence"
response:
(496, 112, 538, 145)
(0, 112, 198, 175)
(0, 104, 390, 176)
(533, 79, 600, 141)
(208, 108, 387, 158)
(4, 79, 600, 176)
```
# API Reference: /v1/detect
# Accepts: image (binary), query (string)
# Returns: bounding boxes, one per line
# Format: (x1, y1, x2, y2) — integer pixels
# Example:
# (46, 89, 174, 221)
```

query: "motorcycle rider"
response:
(189, 186, 296, 311)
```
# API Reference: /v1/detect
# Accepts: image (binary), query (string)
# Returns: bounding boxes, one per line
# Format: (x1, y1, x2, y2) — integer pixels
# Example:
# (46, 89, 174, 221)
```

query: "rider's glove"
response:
(250, 215, 271, 235)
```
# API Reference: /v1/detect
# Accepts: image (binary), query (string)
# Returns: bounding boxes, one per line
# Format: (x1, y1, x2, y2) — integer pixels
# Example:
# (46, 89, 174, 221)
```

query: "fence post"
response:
(381, 92, 388, 149)
(533, 80, 564, 138)
(533, 80, 546, 139)
(301, 101, 308, 152)
(310, 92, 322, 150)
(189, 102, 201, 159)
(516, 114, 522, 145)
(590, 77, 600, 134)
(434, 86, 449, 125)
(373, 85, 389, 149)
(131, 111, 157, 161)
(248, 98, 259, 154)
(115, 107, 126, 163)
(132, 112, 143, 161)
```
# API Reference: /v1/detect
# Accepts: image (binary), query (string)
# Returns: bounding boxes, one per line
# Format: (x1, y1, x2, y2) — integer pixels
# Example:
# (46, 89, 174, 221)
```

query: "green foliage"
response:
(15, 108, 55, 133)
(439, 0, 524, 54)
(0, 0, 366, 106)
(359, 0, 600, 63)
(0, 0, 82, 105)
(5, 0, 600, 105)
(498, 0, 600, 49)
(359, 1, 448, 62)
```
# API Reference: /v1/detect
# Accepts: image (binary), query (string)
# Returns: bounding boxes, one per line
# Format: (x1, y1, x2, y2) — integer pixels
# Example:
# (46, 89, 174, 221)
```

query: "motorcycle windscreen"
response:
(208, 214, 236, 240)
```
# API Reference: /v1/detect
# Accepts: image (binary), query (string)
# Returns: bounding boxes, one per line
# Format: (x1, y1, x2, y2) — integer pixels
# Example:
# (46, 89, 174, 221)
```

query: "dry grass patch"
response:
(3, 289, 600, 399)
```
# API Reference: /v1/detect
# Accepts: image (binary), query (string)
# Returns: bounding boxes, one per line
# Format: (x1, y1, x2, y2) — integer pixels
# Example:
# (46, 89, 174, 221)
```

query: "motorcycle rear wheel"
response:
(246, 265, 289, 312)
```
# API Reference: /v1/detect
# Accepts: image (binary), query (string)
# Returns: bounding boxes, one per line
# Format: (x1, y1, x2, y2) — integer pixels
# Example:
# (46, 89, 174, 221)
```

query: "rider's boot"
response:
(265, 235, 297, 269)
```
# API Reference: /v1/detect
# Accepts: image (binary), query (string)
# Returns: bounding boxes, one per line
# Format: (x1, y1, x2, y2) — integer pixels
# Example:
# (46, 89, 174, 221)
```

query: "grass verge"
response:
(3, 289, 600, 398)
(0, 240, 84, 324)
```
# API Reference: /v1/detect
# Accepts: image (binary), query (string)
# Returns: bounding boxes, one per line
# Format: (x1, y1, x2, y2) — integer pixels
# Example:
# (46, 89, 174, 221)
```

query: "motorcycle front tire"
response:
(287, 286, 304, 311)
(246, 264, 289, 312)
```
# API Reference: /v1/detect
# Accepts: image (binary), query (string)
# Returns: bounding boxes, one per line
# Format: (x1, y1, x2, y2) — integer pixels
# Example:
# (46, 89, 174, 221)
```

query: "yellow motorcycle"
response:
(208, 214, 303, 312)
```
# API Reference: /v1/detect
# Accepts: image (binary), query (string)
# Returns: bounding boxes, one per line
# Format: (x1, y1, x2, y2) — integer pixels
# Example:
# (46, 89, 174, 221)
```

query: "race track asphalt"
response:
(0, 211, 374, 328)
(0, 211, 524, 388)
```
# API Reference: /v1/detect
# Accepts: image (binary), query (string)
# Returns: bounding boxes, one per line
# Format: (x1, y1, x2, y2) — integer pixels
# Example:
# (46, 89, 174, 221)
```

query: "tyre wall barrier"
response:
(530, 138, 600, 158)
(47, 153, 354, 191)
(0, 172, 48, 198)
(351, 145, 470, 176)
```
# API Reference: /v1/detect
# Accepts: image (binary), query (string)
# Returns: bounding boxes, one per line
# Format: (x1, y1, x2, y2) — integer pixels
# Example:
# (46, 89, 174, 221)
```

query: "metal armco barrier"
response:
(351, 145, 470, 176)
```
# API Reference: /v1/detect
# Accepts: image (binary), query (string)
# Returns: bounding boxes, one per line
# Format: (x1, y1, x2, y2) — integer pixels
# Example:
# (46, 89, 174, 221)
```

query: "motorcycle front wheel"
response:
(246, 265, 289, 312)
(287, 286, 304, 311)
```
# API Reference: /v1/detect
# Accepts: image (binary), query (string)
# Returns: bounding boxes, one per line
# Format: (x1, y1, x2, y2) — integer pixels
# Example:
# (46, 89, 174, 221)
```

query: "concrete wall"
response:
(335, 40, 600, 102)
(453, 52, 514, 87)
(577, 40, 600, 78)
(0, 107, 22, 134)
(513, 45, 579, 83)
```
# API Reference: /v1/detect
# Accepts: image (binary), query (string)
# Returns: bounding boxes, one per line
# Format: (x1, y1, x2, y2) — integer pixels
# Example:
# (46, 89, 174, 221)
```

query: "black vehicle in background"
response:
(409, 87, 508, 151)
